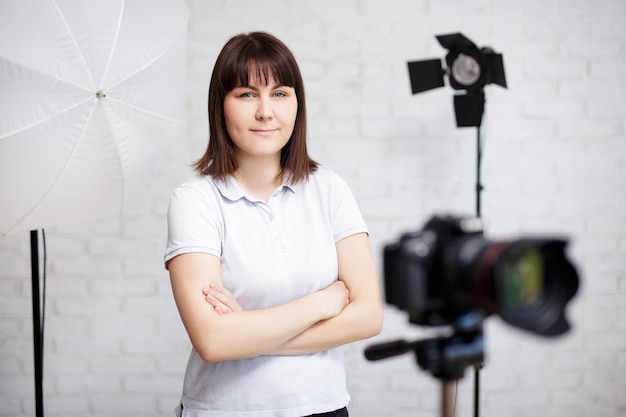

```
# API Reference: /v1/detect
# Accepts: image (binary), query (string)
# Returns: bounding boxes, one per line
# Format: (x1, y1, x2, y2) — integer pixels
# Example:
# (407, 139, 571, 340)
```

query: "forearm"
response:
(270, 297, 384, 356)
(193, 292, 328, 362)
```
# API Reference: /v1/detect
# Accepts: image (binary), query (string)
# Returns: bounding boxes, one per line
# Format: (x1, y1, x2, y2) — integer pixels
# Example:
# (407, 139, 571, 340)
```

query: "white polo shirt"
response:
(164, 167, 368, 417)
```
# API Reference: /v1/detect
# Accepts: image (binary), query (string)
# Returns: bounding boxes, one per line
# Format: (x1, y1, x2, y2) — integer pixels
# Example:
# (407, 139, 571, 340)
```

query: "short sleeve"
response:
(164, 178, 223, 269)
(327, 171, 368, 243)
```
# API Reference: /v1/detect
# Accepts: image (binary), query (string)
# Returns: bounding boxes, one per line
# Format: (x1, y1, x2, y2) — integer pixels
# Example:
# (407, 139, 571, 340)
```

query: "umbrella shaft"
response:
(31, 230, 44, 417)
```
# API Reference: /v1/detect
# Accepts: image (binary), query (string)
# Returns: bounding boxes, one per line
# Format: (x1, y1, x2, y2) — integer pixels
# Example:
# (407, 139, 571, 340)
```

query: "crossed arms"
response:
(168, 232, 384, 363)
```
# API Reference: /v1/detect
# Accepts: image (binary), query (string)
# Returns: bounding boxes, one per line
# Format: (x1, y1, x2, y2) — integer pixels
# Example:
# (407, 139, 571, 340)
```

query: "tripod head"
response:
(365, 311, 484, 381)
(365, 312, 485, 417)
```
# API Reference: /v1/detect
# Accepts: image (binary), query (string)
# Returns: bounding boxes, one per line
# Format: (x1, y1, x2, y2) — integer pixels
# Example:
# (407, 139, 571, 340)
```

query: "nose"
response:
(255, 97, 274, 120)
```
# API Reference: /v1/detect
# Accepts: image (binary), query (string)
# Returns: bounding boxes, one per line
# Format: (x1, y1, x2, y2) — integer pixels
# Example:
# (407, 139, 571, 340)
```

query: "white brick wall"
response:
(1, 0, 625, 416)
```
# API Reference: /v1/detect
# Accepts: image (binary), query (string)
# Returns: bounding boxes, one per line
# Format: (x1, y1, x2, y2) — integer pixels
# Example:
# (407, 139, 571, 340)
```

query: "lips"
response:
(251, 129, 278, 136)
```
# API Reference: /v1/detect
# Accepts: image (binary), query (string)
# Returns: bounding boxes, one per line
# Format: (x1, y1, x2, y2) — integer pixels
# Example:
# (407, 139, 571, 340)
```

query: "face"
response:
(223, 72, 298, 164)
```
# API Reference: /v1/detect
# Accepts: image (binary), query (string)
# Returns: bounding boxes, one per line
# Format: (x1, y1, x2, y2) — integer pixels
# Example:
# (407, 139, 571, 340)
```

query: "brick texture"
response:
(1, 0, 625, 416)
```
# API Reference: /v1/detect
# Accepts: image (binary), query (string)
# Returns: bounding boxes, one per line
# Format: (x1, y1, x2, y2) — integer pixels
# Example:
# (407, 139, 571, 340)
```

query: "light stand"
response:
(405, 32, 508, 417)
(30, 230, 44, 417)
(407, 31, 507, 216)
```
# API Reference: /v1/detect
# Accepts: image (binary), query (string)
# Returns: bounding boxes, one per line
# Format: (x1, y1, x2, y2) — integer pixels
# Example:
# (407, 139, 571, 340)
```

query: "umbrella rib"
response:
(0, 96, 93, 141)
(51, 0, 96, 89)
(0, 55, 93, 93)
(100, 0, 125, 90)
(106, 96, 185, 124)
(5, 100, 98, 235)
(106, 19, 187, 92)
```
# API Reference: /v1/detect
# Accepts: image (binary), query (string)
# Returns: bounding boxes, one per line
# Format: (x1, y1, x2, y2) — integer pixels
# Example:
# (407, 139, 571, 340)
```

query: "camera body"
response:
(384, 215, 579, 337)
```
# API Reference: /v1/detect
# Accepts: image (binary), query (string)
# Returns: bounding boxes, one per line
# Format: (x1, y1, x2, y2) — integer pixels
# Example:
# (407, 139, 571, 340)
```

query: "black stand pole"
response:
(473, 125, 483, 417)
(30, 230, 44, 417)
(473, 364, 481, 417)
(475, 126, 483, 219)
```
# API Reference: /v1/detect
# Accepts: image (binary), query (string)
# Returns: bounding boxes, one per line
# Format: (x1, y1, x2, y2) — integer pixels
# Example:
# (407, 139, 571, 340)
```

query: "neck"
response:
(234, 155, 283, 201)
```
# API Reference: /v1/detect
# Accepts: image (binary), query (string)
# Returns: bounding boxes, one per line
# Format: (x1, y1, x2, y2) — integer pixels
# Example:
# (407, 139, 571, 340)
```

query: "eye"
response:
(230, 87, 255, 99)
(272, 87, 295, 98)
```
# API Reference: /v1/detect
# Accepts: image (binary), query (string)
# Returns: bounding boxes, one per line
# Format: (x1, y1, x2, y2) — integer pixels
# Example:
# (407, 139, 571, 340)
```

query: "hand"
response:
(318, 280, 350, 320)
(203, 283, 243, 314)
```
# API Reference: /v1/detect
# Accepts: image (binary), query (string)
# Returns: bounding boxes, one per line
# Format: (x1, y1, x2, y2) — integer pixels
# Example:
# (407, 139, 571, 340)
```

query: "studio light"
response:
(407, 33, 507, 127)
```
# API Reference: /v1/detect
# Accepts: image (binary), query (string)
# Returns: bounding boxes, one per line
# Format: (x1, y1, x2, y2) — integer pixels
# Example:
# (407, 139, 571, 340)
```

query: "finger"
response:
(214, 305, 231, 314)
(203, 289, 236, 314)
(208, 286, 243, 313)
(207, 287, 233, 306)
(203, 288, 221, 307)
(206, 294, 231, 314)
(204, 284, 242, 313)
(210, 282, 234, 297)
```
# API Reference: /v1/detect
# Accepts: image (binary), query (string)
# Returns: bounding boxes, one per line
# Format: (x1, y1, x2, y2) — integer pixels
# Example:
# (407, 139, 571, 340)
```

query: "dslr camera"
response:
(383, 215, 579, 336)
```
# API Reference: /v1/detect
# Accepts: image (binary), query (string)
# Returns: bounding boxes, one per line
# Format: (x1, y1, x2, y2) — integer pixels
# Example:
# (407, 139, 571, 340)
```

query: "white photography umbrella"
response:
(0, 0, 188, 235)
(0, 1, 188, 416)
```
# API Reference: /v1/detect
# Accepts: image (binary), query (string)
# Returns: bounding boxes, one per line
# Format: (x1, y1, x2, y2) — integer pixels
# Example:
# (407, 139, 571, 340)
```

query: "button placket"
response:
(258, 202, 286, 252)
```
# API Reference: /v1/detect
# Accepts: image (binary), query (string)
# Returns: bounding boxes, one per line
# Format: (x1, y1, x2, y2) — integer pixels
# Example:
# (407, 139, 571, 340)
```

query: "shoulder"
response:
(174, 175, 217, 192)
(168, 175, 227, 214)
(305, 167, 351, 189)
(292, 167, 358, 206)
(171, 175, 219, 199)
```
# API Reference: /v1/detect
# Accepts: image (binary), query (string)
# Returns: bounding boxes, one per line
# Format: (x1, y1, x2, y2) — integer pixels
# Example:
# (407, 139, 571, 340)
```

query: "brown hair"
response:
(193, 32, 318, 183)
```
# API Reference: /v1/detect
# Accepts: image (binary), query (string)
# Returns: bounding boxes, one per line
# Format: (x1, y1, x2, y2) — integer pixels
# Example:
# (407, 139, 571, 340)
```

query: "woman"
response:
(165, 31, 384, 417)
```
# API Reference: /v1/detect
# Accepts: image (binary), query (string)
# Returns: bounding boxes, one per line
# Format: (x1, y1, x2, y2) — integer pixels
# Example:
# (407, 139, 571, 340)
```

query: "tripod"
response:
(365, 312, 485, 417)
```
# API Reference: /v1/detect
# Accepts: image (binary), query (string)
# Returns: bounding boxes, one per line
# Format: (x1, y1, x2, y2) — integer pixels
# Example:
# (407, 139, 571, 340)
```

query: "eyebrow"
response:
(234, 83, 293, 91)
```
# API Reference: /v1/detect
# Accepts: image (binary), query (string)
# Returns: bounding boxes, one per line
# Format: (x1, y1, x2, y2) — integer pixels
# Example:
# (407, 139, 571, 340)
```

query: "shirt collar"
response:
(215, 173, 298, 203)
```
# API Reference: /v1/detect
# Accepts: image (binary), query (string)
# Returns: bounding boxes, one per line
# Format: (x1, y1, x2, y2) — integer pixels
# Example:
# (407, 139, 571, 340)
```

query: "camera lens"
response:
(498, 248, 544, 310)
(488, 240, 579, 337)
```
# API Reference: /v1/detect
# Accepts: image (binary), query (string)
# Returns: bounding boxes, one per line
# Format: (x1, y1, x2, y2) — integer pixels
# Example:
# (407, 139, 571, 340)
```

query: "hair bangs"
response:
(225, 44, 297, 91)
